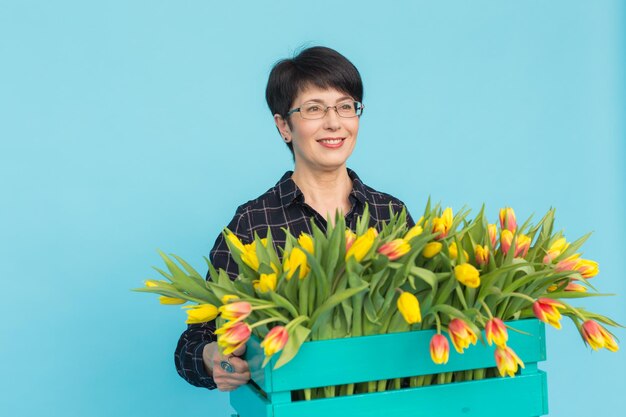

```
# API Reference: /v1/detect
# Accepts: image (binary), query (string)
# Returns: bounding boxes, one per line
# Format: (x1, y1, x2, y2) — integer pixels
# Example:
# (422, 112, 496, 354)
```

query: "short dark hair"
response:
(265, 46, 364, 156)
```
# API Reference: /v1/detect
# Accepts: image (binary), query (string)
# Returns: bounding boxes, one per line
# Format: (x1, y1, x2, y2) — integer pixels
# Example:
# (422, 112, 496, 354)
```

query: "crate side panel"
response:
(269, 319, 545, 391)
(272, 373, 547, 417)
(230, 382, 271, 417)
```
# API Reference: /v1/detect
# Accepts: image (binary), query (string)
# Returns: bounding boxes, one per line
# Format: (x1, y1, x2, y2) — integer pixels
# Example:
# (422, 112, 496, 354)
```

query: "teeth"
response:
(319, 139, 343, 144)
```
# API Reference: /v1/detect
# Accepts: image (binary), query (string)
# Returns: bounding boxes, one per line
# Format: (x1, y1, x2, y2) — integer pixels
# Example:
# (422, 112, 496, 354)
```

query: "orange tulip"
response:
(581, 320, 619, 352)
(495, 345, 525, 377)
(378, 238, 411, 260)
(432, 207, 453, 240)
(260, 326, 289, 356)
(488, 224, 498, 248)
(218, 301, 252, 322)
(500, 230, 513, 255)
(532, 298, 566, 329)
(430, 334, 450, 364)
(448, 318, 477, 353)
(474, 244, 489, 266)
(345, 229, 357, 251)
(499, 207, 517, 232)
(485, 318, 508, 347)
(216, 321, 252, 355)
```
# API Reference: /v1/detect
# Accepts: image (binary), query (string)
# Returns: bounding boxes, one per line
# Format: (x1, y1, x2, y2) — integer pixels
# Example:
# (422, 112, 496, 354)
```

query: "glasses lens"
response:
(336, 101, 357, 117)
(301, 103, 325, 119)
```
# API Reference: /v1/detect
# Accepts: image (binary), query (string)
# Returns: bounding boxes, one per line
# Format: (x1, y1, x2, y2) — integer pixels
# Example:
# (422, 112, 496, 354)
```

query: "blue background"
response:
(1, 1, 624, 416)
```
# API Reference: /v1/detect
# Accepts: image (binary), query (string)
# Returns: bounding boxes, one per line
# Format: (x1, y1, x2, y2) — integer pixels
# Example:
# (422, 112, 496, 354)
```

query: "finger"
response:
(229, 356, 250, 373)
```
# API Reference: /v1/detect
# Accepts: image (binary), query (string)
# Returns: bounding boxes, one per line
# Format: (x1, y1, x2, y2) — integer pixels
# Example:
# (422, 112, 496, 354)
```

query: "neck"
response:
(291, 165, 353, 222)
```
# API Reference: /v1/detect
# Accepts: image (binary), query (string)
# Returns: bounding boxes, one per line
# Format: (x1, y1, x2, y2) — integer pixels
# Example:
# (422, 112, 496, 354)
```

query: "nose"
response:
(322, 106, 341, 129)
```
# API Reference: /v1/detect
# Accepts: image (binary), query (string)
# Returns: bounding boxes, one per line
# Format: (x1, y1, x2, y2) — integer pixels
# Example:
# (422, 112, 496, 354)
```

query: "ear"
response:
(274, 114, 292, 142)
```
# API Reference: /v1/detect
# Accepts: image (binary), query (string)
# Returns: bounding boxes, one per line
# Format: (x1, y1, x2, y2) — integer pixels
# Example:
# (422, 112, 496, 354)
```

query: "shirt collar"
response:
(276, 168, 368, 207)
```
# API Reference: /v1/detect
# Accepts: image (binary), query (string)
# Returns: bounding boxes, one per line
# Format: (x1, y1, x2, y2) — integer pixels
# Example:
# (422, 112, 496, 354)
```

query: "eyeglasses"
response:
(287, 100, 364, 120)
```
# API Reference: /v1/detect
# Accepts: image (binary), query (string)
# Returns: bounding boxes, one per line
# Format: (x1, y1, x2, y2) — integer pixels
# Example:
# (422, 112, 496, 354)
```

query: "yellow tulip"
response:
(253, 273, 277, 292)
(345, 229, 357, 251)
(432, 208, 453, 240)
(454, 263, 480, 288)
(449, 242, 469, 261)
(159, 296, 186, 305)
(404, 224, 423, 241)
(345, 227, 377, 262)
(225, 230, 246, 253)
(221, 294, 239, 304)
(241, 244, 260, 271)
(422, 242, 443, 258)
(183, 303, 218, 324)
(298, 233, 315, 254)
(397, 291, 422, 324)
(284, 247, 309, 280)
(474, 244, 489, 266)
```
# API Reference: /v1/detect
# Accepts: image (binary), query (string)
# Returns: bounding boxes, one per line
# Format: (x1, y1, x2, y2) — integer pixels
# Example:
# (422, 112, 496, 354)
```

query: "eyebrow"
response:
(302, 96, 353, 104)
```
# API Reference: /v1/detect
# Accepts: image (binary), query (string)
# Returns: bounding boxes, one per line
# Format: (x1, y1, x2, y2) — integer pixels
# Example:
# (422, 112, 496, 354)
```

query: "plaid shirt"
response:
(174, 168, 414, 389)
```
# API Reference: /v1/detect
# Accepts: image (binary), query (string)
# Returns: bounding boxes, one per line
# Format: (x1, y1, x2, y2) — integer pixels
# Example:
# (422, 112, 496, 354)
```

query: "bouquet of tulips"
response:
(135, 201, 621, 398)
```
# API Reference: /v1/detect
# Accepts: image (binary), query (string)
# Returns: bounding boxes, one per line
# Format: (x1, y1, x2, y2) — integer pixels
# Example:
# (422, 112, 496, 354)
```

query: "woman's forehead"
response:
(295, 86, 352, 103)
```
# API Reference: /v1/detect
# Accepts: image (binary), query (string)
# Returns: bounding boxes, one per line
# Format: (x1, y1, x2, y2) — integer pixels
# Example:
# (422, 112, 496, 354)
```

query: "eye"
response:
(339, 102, 354, 110)
(305, 104, 322, 113)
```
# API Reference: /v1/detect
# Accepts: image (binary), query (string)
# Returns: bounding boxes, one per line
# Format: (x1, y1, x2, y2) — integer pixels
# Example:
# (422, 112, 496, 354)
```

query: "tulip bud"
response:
(514, 234, 531, 258)
(253, 273, 277, 292)
(260, 326, 289, 356)
(532, 298, 565, 329)
(576, 259, 599, 279)
(159, 296, 186, 305)
(183, 303, 218, 324)
(422, 241, 443, 258)
(454, 263, 481, 288)
(397, 291, 422, 324)
(432, 207, 454, 240)
(565, 282, 587, 292)
(345, 228, 377, 262)
(499, 207, 517, 232)
(221, 294, 240, 304)
(345, 229, 357, 251)
(284, 247, 309, 280)
(500, 230, 513, 255)
(543, 238, 568, 263)
(225, 230, 246, 253)
(448, 318, 478, 353)
(378, 239, 411, 261)
(298, 233, 314, 254)
(241, 243, 260, 271)
(495, 345, 525, 377)
(474, 244, 489, 266)
(485, 318, 508, 347)
(581, 320, 619, 352)
(448, 242, 469, 262)
(219, 301, 252, 322)
(216, 321, 252, 355)
(404, 224, 424, 241)
(488, 224, 497, 248)
(555, 254, 581, 272)
(429, 334, 450, 364)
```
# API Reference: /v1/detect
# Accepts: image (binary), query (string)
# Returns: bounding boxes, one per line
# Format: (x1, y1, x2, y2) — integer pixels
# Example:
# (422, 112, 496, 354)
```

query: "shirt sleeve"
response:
(173, 207, 251, 389)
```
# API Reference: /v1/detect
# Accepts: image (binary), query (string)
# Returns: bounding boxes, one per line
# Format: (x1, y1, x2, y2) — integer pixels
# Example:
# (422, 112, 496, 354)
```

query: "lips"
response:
(316, 137, 345, 144)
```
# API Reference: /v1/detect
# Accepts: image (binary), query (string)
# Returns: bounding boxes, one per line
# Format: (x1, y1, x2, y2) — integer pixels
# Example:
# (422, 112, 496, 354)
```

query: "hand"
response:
(203, 342, 250, 392)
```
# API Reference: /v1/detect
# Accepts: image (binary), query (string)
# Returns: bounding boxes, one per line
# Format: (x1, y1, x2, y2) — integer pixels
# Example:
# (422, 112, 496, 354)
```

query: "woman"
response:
(174, 46, 415, 392)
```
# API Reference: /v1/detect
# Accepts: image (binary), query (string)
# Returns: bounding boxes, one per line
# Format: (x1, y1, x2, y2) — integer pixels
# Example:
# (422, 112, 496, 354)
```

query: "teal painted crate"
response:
(230, 319, 548, 417)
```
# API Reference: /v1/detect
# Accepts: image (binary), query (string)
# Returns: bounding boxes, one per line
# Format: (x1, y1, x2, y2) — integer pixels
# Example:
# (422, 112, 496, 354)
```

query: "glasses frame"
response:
(286, 100, 364, 120)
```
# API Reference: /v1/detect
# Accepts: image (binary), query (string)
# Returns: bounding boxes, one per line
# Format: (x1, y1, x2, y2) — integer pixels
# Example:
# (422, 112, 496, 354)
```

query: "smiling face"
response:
(275, 86, 360, 174)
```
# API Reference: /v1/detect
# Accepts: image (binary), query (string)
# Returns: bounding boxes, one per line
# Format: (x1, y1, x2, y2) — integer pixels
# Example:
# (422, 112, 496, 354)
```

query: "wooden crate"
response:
(230, 319, 548, 417)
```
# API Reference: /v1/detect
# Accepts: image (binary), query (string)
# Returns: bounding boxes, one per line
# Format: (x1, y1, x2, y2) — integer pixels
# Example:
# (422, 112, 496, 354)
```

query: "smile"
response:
(317, 137, 345, 145)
